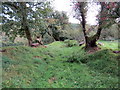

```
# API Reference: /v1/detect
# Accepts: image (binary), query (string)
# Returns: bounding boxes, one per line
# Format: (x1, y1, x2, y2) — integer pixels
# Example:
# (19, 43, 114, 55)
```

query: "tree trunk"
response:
(20, 2, 32, 46)
(24, 26, 32, 45)
(79, 7, 89, 50)
(53, 36, 60, 41)
(80, 12, 101, 50)
(85, 36, 97, 50)
(85, 27, 102, 50)
(84, 2, 103, 50)
(78, 2, 104, 50)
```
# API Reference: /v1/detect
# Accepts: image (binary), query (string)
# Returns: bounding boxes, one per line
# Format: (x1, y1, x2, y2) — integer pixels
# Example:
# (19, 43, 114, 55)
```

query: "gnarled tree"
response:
(72, 1, 120, 50)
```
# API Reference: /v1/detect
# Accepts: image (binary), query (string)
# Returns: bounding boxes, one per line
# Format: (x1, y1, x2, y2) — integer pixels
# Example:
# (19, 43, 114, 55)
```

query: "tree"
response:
(46, 11, 69, 41)
(2, 2, 33, 45)
(2, 1, 52, 45)
(72, 1, 119, 50)
(48, 24, 60, 41)
(51, 11, 68, 30)
(30, 1, 53, 38)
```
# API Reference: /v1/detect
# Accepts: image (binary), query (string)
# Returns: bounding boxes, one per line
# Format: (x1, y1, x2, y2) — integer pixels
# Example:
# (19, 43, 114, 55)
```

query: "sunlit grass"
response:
(98, 40, 118, 50)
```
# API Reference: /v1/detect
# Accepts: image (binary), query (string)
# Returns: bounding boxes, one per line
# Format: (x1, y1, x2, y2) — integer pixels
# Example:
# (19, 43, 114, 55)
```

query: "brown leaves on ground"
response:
(33, 56, 42, 58)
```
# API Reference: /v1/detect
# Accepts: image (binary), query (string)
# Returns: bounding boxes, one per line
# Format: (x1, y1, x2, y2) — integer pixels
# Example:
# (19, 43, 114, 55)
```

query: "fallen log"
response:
(0, 49, 6, 52)
(31, 43, 40, 47)
(79, 41, 84, 46)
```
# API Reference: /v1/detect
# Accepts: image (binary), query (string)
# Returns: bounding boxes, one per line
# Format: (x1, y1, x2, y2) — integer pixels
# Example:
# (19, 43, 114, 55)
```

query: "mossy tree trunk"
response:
(85, 27, 102, 50)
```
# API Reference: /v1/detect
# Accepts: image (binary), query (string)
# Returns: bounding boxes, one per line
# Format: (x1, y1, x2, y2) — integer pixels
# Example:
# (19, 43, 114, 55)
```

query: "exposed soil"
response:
(87, 47, 101, 54)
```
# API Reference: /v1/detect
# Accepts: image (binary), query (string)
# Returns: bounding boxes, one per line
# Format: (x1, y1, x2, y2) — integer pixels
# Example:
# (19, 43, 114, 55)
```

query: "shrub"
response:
(64, 40, 79, 47)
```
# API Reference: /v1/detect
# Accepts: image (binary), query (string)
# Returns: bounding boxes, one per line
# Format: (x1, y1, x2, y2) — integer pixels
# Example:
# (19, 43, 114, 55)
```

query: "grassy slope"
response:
(2, 41, 119, 88)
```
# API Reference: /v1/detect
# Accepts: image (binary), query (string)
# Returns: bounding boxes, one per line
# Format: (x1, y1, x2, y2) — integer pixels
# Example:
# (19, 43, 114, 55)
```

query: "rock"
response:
(97, 42, 104, 46)
(79, 41, 84, 46)
(113, 51, 120, 53)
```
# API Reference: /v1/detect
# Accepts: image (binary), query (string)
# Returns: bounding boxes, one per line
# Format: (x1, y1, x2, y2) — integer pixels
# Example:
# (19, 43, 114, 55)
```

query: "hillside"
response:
(2, 40, 119, 88)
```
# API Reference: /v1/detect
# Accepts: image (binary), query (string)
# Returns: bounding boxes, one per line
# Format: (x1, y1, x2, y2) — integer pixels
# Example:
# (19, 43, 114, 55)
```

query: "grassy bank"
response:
(2, 41, 119, 88)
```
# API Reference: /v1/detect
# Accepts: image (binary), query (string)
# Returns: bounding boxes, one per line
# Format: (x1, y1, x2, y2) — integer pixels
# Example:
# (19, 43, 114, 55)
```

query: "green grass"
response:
(2, 40, 119, 88)
(98, 40, 118, 50)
